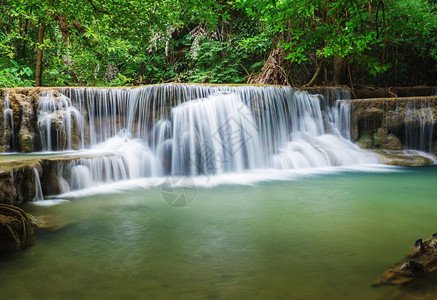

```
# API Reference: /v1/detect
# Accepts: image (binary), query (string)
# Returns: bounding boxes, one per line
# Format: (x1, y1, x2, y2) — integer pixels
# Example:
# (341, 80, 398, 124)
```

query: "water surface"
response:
(1, 166, 437, 299)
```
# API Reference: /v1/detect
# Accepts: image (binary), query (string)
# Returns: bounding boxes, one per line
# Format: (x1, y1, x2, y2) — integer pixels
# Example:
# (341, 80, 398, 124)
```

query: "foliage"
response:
(0, 60, 34, 87)
(0, 0, 436, 87)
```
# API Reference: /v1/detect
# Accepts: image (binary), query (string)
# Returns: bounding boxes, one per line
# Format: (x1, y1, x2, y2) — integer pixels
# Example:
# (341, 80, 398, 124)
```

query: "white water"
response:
(7, 85, 389, 200)
(404, 101, 434, 152)
(32, 168, 44, 202)
(3, 92, 15, 151)
(55, 164, 396, 199)
(37, 92, 84, 151)
(35, 85, 378, 197)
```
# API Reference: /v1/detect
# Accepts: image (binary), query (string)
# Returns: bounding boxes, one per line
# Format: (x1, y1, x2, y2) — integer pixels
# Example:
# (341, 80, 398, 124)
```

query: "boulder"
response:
(385, 134, 403, 150)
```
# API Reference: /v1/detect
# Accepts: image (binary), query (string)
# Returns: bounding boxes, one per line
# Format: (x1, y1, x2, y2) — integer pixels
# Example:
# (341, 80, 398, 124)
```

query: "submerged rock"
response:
(0, 204, 35, 254)
(373, 149, 437, 166)
(373, 233, 437, 286)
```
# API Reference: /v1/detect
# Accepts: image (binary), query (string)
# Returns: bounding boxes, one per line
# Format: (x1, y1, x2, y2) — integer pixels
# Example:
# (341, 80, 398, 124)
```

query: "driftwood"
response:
(373, 233, 437, 286)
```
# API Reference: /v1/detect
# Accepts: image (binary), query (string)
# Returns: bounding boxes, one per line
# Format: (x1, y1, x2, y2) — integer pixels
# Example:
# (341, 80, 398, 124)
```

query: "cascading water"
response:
(171, 93, 263, 175)
(3, 92, 15, 151)
(37, 92, 84, 151)
(29, 85, 379, 195)
(404, 101, 434, 152)
(33, 168, 44, 201)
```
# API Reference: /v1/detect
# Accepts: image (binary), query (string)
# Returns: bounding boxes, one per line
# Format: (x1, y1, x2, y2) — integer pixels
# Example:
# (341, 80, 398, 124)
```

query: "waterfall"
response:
(404, 101, 434, 152)
(37, 92, 84, 151)
(33, 168, 44, 201)
(25, 85, 380, 194)
(171, 93, 263, 176)
(3, 92, 15, 151)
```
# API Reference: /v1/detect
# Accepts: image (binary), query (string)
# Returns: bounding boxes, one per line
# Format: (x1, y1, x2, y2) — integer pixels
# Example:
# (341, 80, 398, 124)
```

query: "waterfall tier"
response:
(1, 85, 380, 195)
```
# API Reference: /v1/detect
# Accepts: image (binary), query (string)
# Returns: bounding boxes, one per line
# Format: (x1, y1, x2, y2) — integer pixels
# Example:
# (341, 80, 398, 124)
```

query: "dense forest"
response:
(1, 0, 437, 88)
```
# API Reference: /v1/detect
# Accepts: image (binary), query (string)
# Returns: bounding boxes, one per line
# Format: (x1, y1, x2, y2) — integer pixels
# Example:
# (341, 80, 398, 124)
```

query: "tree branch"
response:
(86, 0, 110, 14)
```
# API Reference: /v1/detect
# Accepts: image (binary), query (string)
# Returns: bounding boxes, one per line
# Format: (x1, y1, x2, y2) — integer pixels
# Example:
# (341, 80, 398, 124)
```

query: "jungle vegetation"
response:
(1, 0, 437, 87)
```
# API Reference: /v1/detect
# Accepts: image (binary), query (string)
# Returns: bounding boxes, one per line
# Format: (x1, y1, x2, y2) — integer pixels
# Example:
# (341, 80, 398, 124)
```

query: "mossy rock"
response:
(18, 128, 34, 153)
(373, 128, 388, 147)
(385, 134, 402, 150)
(358, 132, 373, 149)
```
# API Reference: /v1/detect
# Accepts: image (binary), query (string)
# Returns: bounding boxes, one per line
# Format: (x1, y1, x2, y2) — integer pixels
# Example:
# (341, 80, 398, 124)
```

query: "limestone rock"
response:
(385, 134, 403, 150)
(374, 150, 436, 166)
(18, 127, 35, 152)
(0, 164, 39, 205)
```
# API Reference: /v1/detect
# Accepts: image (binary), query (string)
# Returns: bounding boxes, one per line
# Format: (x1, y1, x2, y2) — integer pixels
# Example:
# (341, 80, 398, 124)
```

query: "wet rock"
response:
(36, 214, 70, 231)
(412, 239, 424, 255)
(18, 100, 37, 152)
(400, 261, 425, 275)
(373, 233, 437, 286)
(0, 172, 17, 205)
(18, 127, 34, 152)
(373, 149, 436, 166)
(0, 164, 39, 205)
(385, 134, 402, 150)
(373, 128, 388, 147)
(0, 204, 35, 254)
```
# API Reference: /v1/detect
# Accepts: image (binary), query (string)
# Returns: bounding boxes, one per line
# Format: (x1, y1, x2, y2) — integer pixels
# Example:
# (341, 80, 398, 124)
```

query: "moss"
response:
(373, 128, 388, 147)
(358, 132, 373, 149)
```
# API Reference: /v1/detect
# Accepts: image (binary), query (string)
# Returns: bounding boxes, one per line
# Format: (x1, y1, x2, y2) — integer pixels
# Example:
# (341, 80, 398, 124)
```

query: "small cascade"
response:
(317, 88, 352, 139)
(3, 92, 15, 151)
(37, 92, 84, 151)
(54, 151, 136, 193)
(33, 168, 44, 201)
(271, 91, 373, 169)
(404, 101, 434, 152)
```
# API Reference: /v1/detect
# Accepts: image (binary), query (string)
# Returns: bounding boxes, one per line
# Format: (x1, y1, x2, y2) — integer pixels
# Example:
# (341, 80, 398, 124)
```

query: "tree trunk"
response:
(35, 25, 46, 86)
(305, 59, 324, 87)
(332, 56, 348, 85)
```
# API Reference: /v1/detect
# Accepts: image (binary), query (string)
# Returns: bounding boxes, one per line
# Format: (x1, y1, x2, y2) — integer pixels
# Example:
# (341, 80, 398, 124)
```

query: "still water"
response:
(1, 166, 437, 299)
